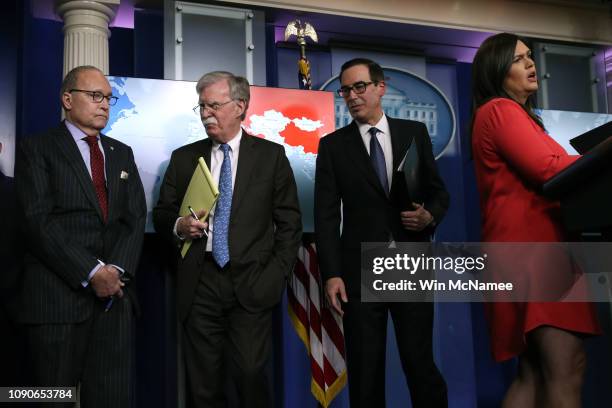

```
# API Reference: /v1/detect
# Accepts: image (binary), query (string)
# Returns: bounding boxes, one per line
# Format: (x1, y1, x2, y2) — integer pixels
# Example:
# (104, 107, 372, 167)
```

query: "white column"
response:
(55, 0, 119, 76)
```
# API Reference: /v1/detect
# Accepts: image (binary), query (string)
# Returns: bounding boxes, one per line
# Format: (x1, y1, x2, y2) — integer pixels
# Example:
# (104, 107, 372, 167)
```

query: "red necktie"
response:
(84, 135, 108, 221)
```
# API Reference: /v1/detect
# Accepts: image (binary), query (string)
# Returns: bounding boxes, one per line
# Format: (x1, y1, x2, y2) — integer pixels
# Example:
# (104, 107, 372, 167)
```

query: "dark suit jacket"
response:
(0, 171, 21, 317)
(14, 122, 146, 324)
(153, 131, 302, 320)
(314, 118, 449, 296)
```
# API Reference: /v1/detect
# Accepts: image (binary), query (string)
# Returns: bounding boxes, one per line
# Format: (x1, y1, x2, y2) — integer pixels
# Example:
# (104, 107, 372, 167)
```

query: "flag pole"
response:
(284, 19, 318, 90)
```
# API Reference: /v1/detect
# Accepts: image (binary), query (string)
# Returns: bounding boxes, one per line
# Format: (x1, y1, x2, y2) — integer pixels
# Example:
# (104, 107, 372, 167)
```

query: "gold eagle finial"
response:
(284, 19, 318, 47)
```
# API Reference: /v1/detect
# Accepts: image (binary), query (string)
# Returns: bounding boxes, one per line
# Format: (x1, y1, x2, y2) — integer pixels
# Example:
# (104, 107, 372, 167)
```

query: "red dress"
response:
(472, 98, 601, 362)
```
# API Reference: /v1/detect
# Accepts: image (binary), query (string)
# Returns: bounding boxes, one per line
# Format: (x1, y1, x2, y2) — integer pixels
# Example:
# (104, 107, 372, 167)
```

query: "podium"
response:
(543, 121, 612, 240)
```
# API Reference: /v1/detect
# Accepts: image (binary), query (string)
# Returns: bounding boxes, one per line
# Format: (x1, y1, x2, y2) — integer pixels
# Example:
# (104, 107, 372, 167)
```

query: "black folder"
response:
(570, 120, 612, 154)
(543, 129, 612, 198)
(542, 121, 612, 234)
(391, 140, 421, 210)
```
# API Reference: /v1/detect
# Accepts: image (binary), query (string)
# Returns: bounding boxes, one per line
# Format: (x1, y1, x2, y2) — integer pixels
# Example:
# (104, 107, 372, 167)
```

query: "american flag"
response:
(287, 241, 347, 407)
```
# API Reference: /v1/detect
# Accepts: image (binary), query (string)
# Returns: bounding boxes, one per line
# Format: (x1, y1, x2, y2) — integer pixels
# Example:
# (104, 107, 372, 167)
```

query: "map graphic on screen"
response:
(103, 77, 335, 232)
(103, 77, 612, 234)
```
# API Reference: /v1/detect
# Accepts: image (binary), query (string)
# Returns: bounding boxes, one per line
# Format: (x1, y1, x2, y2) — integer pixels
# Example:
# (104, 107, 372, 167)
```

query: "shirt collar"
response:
(64, 120, 94, 144)
(357, 113, 390, 138)
(212, 128, 242, 152)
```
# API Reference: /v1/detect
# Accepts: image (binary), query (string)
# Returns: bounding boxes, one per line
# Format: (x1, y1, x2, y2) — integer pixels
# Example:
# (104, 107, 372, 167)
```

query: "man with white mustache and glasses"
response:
(153, 71, 301, 407)
(314, 58, 450, 407)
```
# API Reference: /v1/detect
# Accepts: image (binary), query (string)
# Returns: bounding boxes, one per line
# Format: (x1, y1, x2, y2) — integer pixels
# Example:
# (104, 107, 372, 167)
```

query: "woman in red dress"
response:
(471, 33, 600, 407)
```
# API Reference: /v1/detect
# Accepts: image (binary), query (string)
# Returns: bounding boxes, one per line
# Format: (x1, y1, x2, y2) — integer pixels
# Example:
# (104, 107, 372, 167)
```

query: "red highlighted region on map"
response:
(246, 87, 336, 154)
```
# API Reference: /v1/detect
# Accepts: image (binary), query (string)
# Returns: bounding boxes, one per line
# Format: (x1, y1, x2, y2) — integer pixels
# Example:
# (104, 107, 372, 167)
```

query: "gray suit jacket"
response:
(153, 131, 302, 320)
(14, 122, 146, 323)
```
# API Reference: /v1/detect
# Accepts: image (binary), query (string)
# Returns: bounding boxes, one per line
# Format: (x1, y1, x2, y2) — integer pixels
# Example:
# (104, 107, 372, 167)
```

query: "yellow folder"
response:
(179, 157, 219, 258)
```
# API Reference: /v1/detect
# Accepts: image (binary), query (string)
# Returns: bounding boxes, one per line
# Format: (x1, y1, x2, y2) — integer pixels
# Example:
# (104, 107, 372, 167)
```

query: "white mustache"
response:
(203, 117, 218, 126)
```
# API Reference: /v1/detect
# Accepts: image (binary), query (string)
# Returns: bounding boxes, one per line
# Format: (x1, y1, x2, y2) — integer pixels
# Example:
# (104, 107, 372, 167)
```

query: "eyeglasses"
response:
(192, 100, 235, 114)
(336, 81, 377, 97)
(70, 89, 118, 106)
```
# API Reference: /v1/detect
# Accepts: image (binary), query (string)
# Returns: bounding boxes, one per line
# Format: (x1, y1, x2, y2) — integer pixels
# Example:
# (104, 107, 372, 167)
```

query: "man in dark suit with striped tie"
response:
(314, 58, 449, 407)
(15, 66, 146, 407)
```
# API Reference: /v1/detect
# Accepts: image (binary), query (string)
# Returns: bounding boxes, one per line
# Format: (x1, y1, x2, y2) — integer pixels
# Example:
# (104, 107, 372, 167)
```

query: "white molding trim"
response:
(221, 0, 612, 45)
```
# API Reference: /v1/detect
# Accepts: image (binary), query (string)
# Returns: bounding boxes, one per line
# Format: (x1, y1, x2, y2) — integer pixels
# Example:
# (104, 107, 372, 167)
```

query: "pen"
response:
(188, 206, 208, 237)
(105, 296, 114, 312)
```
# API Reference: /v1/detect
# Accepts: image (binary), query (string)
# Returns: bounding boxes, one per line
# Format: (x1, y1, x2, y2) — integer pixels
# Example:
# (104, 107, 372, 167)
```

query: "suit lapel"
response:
(344, 121, 388, 198)
(201, 138, 213, 170)
(179, 138, 212, 208)
(388, 117, 413, 188)
(231, 131, 255, 217)
(389, 117, 412, 170)
(53, 123, 104, 220)
(101, 135, 118, 221)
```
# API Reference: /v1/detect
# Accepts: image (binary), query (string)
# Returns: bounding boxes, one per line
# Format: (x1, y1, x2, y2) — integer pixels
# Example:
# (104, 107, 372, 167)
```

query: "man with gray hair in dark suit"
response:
(154, 71, 301, 407)
(15, 66, 146, 407)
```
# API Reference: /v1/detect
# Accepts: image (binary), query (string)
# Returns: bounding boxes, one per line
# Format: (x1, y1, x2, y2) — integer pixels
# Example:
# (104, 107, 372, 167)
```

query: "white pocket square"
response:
(120, 171, 129, 180)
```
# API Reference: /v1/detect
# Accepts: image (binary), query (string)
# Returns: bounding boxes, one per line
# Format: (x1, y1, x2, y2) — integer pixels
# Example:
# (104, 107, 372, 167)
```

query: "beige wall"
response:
(222, 0, 612, 45)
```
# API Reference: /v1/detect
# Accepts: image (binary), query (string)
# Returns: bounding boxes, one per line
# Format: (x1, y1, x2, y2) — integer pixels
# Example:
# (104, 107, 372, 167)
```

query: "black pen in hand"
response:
(104, 296, 114, 312)
(188, 206, 208, 238)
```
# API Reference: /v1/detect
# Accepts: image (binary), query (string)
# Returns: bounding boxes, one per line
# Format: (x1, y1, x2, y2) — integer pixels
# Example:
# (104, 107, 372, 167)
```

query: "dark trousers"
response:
(24, 296, 134, 408)
(0, 304, 27, 387)
(183, 256, 272, 408)
(343, 300, 447, 408)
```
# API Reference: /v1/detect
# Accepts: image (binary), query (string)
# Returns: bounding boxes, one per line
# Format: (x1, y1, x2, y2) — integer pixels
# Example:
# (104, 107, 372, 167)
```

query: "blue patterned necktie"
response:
(213, 144, 232, 267)
(369, 127, 389, 194)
